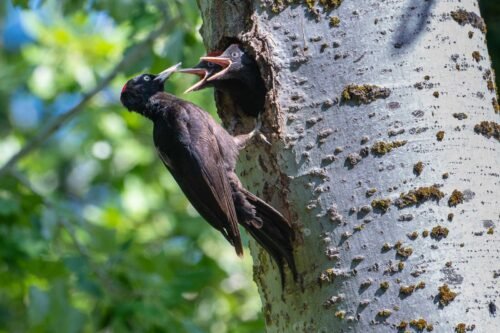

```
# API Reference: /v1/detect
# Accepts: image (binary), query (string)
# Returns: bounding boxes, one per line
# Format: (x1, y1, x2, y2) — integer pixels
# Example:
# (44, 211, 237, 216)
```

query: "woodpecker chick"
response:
(181, 44, 266, 117)
(120, 64, 297, 286)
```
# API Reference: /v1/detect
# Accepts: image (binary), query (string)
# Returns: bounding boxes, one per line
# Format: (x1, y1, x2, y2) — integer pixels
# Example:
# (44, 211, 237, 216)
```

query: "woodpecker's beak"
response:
(155, 63, 182, 83)
(200, 56, 232, 81)
(178, 67, 210, 93)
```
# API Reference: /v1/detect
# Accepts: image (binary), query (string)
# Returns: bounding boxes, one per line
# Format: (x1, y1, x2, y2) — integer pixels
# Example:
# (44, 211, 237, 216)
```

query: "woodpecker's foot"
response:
(234, 115, 271, 149)
(252, 114, 271, 146)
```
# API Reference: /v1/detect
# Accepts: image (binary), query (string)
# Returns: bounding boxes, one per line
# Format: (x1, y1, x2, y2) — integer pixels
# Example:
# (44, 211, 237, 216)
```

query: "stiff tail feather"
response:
(239, 188, 298, 286)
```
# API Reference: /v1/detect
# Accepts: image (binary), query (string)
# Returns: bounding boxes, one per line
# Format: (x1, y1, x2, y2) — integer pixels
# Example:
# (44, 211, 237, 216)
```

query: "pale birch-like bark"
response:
(197, 0, 499, 331)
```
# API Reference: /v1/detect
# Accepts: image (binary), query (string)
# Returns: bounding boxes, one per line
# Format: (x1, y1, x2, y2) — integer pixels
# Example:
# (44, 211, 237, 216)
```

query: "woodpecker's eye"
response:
(143, 76, 151, 82)
(231, 51, 240, 58)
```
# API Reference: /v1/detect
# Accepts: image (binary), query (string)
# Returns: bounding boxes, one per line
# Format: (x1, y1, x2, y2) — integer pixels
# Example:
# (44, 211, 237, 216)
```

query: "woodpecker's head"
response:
(120, 63, 181, 112)
(178, 51, 223, 93)
(199, 44, 255, 83)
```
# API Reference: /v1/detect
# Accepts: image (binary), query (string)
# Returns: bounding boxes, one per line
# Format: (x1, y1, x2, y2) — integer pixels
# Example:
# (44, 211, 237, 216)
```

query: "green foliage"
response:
(480, 0, 500, 91)
(0, 1, 264, 332)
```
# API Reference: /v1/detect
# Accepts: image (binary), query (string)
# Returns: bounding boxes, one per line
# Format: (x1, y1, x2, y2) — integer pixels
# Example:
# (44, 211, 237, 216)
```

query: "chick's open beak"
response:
(178, 67, 210, 93)
(200, 56, 232, 82)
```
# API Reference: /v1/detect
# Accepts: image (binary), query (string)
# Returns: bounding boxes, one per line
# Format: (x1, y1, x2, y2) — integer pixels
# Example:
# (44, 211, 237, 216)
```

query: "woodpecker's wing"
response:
(153, 99, 243, 256)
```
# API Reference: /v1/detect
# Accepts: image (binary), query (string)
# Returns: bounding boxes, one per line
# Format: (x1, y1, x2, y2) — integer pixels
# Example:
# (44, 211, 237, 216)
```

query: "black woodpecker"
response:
(180, 44, 266, 117)
(120, 63, 297, 285)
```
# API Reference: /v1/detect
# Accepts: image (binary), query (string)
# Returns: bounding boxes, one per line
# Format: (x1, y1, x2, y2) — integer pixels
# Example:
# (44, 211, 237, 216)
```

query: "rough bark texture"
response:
(197, 0, 499, 332)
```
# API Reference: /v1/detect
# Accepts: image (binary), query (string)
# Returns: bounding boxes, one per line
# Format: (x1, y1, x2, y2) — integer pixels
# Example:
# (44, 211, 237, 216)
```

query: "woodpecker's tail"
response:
(239, 188, 298, 286)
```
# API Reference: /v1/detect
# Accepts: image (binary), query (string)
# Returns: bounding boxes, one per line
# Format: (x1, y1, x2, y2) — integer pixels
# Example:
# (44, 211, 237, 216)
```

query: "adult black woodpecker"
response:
(180, 44, 266, 117)
(120, 64, 297, 285)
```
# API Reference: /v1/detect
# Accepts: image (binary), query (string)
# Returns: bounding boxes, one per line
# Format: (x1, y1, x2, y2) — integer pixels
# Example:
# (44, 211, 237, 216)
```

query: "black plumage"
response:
(120, 64, 297, 285)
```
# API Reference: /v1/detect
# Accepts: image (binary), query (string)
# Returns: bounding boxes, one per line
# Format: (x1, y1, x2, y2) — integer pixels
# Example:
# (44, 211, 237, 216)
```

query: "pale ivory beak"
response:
(155, 62, 182, 83)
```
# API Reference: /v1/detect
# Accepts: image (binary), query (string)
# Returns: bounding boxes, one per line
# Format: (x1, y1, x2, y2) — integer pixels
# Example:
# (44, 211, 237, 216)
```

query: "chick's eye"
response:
(206, 62, 214, 68)
(231, 51, 239, 58)
(143, 76, 151, 81)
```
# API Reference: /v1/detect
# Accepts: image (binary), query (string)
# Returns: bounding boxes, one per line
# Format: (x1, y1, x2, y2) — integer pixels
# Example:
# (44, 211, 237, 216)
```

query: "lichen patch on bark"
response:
(341, 84, 391, 104)
(474, 121, 500, 141)
(450, 9, 486, 34)
(395, 186, 445, 209)
(370, 140, 407, 155)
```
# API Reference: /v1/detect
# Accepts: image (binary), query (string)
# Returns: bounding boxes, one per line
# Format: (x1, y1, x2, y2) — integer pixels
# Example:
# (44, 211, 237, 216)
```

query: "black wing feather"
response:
(154, 101, 243, 256)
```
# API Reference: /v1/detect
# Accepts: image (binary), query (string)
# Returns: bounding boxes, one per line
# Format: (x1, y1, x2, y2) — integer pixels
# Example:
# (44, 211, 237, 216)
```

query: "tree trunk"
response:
(197, 1, 499, 332)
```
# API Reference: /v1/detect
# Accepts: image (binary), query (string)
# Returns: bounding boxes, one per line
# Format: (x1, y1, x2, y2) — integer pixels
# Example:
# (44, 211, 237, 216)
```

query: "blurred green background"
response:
(0, 1, 498, 332)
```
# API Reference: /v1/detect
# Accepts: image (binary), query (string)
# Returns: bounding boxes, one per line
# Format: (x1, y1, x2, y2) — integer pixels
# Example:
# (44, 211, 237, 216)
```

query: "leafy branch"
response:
(0, 18, 178, 177)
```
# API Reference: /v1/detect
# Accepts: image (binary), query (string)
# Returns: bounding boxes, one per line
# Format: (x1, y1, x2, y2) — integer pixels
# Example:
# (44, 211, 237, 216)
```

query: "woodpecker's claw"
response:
(234, 114, 271, 149)
(253, 115, 271, 146)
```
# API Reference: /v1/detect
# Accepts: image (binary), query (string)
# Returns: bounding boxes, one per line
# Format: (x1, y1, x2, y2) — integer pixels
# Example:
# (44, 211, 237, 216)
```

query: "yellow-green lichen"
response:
(397, 321, 408, 330)
(329, 16, 340, 27)
(397, 246, 413, 258)
(268, 0, 290, 13)
(319, 268, 338, 282)
(371, 198, 392, 212)
(305, 0, 315, 9)
(371, 140, 407, 155)
(377, 309, 392, 318)
(422, 230, 430, 237)
(400, 285, 415, 295)
(353, 224, 364, 232)
(366, 188, 377, 197)
(474, 121, 500, 141)
(407, 231, 419, 240)
(487, 227, 494, 234)
(396, 186, 445, 208)
(335, 310, 346, 319)
(436, 131, 445, 141)
(382, 243, 392, 251)
(472, 51, 481, 62)
(410, 318, 429, 330)
(454, 323, 474, 333)
(319, 0, 343, 9)
(438, 284, 457, 306)
(431, 225, 449, 239)
(398, 261, 405, 271)
(448, 190, 464, 207)
(453, 112, 468, 120)
(433, 91, 440, 98)
(455, 323, 467, 333)
(416, 281, 426, 289)
(380, 281, 389, 290)
(487, 79, 496, 92)
(413, 161, 424, 176)
(342, 84, 391, 104)
(451, 9, 487, 33)
(493, 98, 499, 114)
